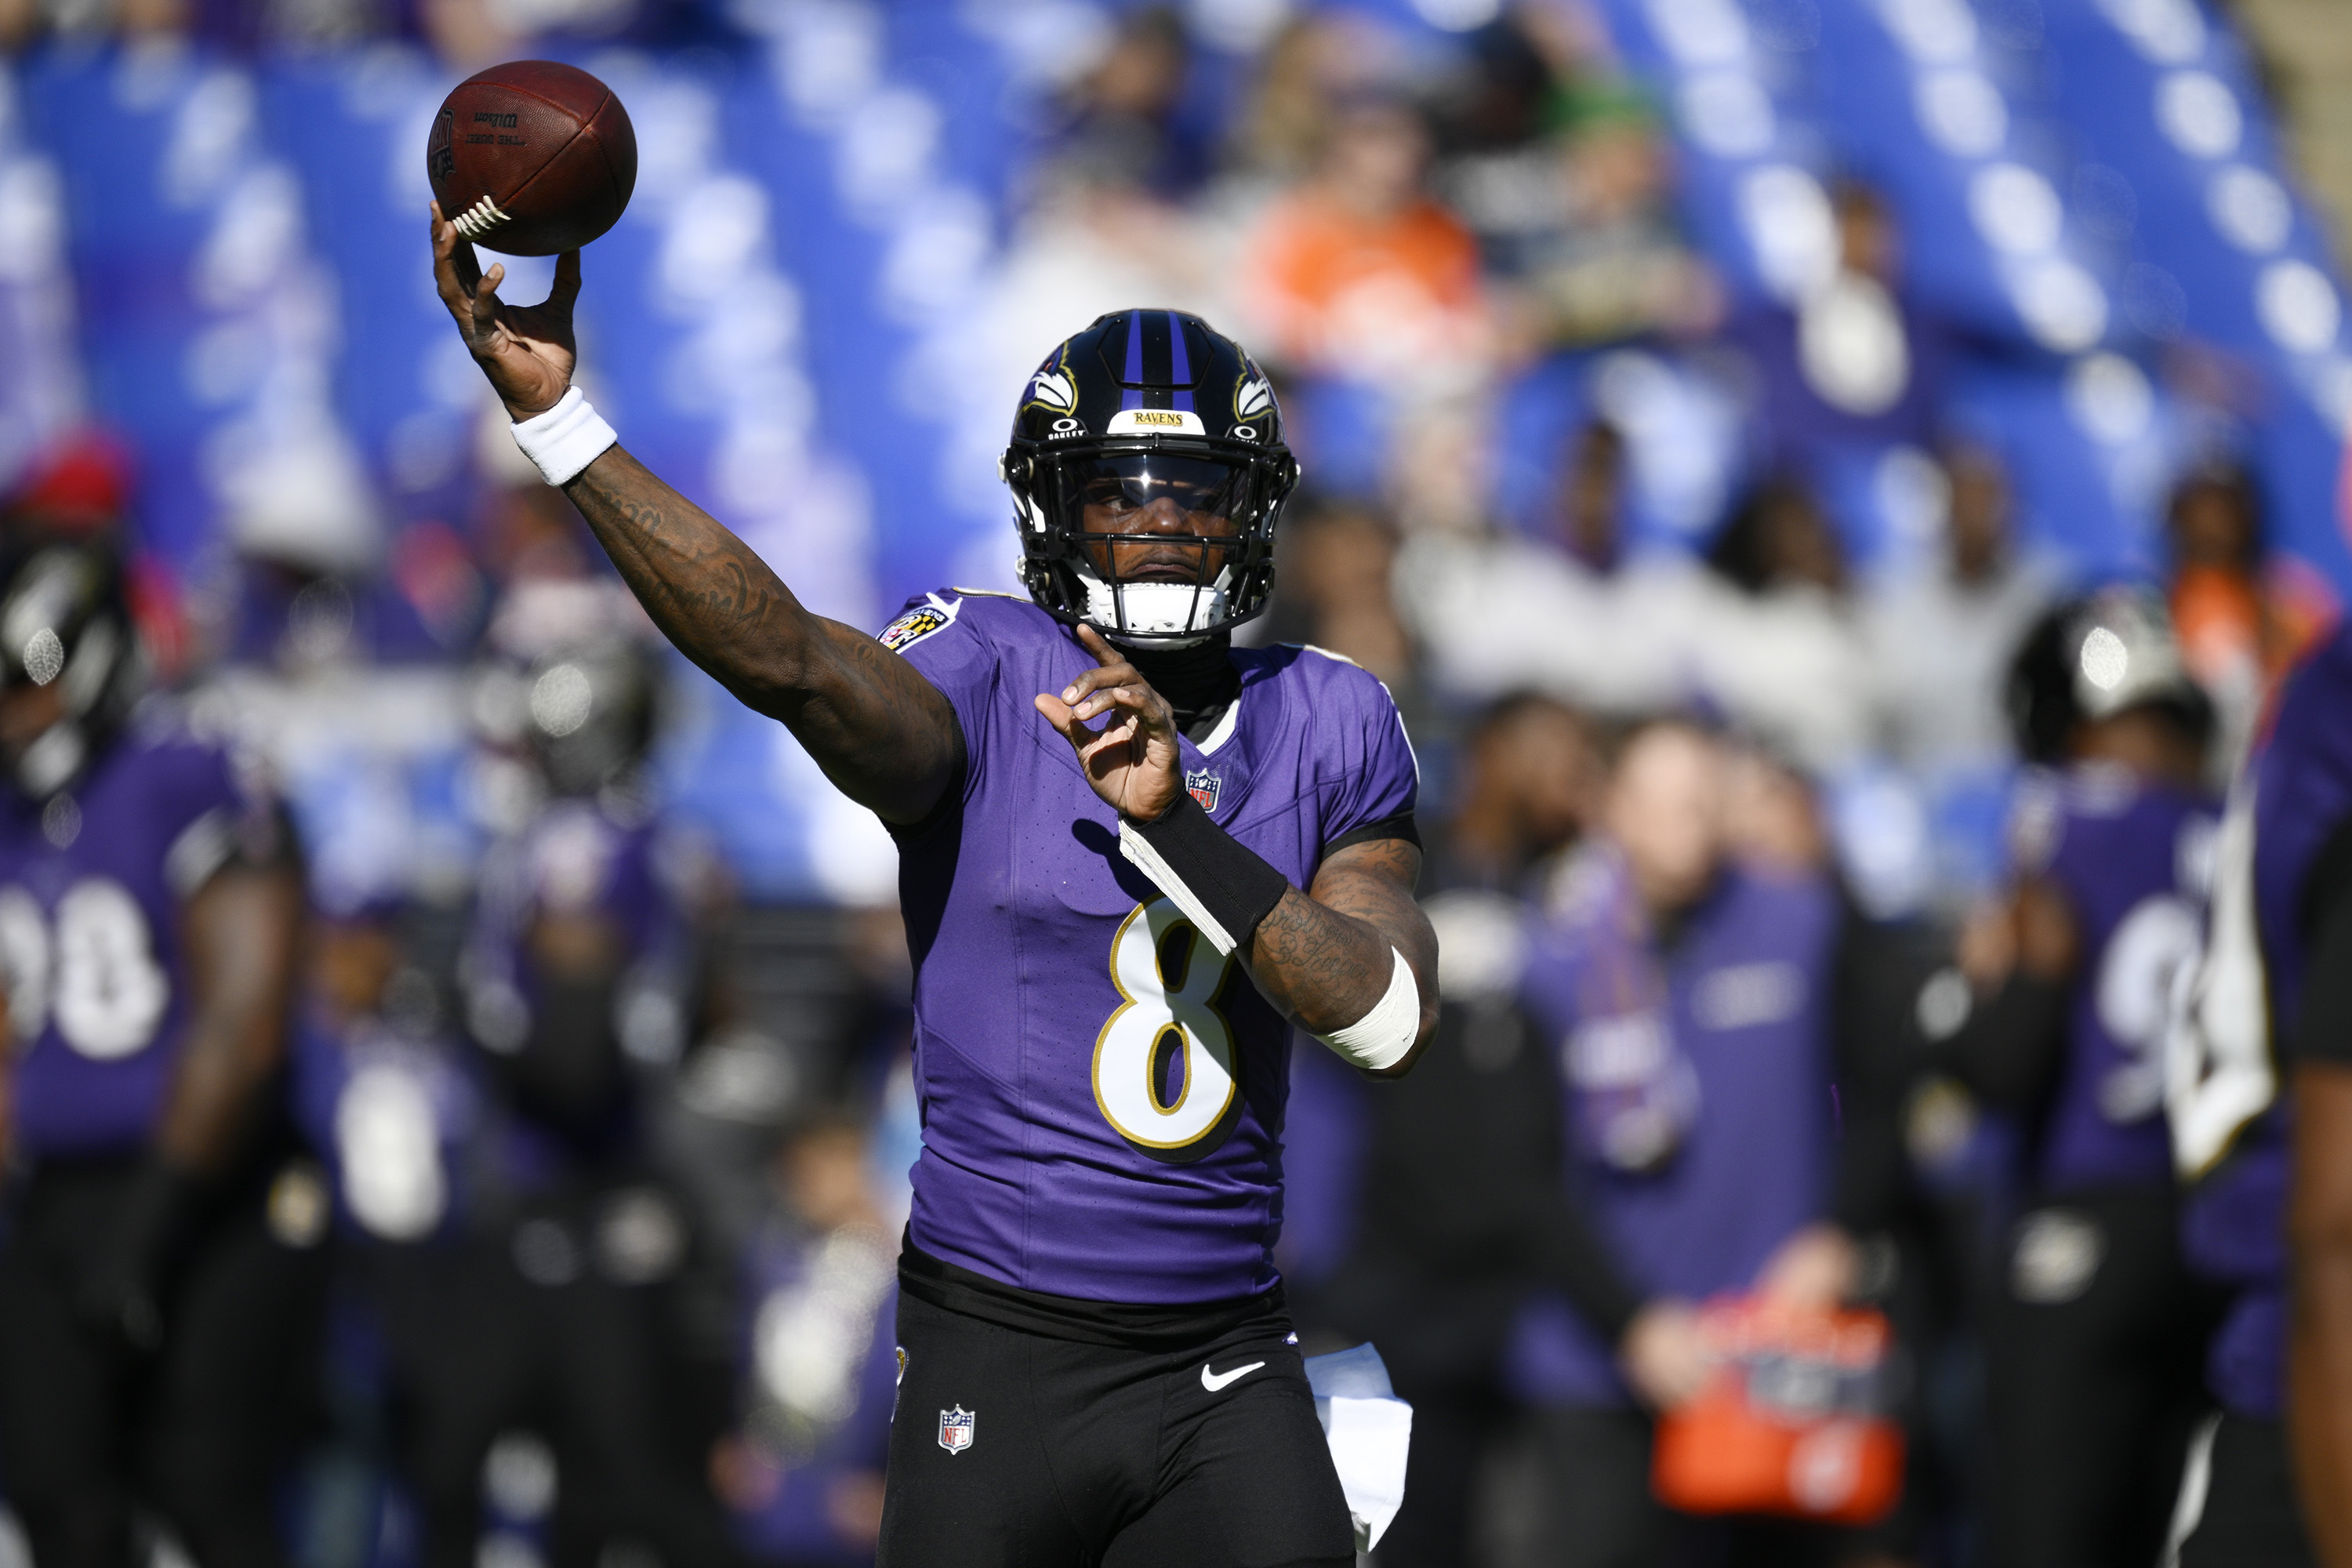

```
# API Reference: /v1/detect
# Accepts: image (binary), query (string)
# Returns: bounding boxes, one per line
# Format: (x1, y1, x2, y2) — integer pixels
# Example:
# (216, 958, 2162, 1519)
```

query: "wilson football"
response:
(427, 60, 637, 257)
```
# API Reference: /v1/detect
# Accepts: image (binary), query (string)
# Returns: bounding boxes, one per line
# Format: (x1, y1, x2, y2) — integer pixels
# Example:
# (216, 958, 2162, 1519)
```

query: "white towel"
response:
(1305, 1344, 1414, 1552)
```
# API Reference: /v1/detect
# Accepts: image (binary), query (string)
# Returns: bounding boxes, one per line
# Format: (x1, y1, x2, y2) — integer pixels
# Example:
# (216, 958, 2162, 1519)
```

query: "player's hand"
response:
(74, 1159, 194, 1352)
(430, 202, 579, 422)
(1619, 1298, 1710, 1411)
(1034, 625, 1182, 822)
(1755, 1221, 1860, 1312)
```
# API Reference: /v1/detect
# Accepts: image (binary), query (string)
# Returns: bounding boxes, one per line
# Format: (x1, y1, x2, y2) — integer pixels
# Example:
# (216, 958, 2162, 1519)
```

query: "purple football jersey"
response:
(2183, 622, 2352, 1416)
(2008, 767, 2216, 1194)
(462, 797, 689, 1180)
(0, 722, 256, 1155)
(291, 1012, 483, 1242)
(732, 1225, 898, 1563)
(884, 591, 1418, 1305)
(1508, 862, 1839, 1406)
(468, 797, 681, 983)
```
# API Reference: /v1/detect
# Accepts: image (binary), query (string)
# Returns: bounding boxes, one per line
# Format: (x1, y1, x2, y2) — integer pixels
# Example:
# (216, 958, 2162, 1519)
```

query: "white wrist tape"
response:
(1315, 948, 1419, 1072)
(510, 387, 616, 486)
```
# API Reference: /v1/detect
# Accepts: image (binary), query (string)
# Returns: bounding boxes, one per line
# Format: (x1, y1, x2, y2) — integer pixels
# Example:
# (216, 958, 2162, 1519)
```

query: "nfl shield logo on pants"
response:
(938, 1406, 975, 1454)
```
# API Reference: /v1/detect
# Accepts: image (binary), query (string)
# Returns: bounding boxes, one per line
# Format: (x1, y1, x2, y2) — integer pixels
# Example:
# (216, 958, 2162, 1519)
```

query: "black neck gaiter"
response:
(1122, 633, 1240, 744)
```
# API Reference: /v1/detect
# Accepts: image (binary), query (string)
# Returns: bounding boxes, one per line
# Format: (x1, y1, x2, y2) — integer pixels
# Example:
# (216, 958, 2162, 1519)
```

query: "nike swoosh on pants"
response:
(1200, 1359, 1266, 1392)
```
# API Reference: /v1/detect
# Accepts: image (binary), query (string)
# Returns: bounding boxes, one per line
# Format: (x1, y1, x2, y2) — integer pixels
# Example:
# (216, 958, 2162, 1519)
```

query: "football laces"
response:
(449, 194, 513, 240)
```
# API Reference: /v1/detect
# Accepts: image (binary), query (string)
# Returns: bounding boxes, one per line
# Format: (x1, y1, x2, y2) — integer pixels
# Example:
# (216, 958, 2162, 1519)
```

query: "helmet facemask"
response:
(1010, 441, 1290, 644)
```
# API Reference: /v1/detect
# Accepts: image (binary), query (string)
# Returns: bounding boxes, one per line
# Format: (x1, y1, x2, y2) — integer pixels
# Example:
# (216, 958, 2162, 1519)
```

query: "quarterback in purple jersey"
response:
(431, 211, 1438, 1567)
(0, 539, 312, 1568)
(1930, 589, 2219, 1568)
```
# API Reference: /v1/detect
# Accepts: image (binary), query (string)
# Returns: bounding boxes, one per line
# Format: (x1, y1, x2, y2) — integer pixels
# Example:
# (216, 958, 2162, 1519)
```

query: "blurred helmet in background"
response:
(1000, 309, 1299, 642)
(472, 579, 660, 801)
(2005, 586, 2211, 766)
(0, 540, 145, 798)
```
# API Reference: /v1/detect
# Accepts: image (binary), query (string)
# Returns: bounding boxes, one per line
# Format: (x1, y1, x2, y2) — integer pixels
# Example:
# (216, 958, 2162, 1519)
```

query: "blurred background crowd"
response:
(1, 0, 2350, 1563)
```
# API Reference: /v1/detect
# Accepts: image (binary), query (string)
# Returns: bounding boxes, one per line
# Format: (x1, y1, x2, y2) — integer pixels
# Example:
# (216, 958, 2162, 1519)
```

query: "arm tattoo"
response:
(562, 447, 961, 824)
(1245, 837, 1439, 1068)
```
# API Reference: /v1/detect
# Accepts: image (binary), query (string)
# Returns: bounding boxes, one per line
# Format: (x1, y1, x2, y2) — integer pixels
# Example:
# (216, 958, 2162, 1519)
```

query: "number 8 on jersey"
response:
(1094, 898, 1240, 1160)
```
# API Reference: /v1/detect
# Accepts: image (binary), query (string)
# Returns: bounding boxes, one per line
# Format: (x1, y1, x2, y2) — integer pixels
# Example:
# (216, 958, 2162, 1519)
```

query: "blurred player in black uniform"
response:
(0, 538, 318, 1568)
(376, 581, 740, 1568)
(1934, 590, 2220, 1566)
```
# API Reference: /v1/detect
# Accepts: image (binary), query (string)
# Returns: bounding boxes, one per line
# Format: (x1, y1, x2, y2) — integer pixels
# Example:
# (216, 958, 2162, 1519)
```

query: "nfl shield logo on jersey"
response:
(938, 1406, 975, 1454)
(1185, 768, 1221, 812)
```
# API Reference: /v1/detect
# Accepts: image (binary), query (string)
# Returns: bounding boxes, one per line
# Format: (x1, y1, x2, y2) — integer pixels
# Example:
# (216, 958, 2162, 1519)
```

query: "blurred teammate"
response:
(711, 1116, 898, 1568)
(1511, 717, 1853, 1566)
(2166, 617, 2352, 1566)
(1934, 590, 2218, 1567)
(0, 539, 315, 1568)
(386, 581, 735, 1568)
(430, 217, 1436, 1568)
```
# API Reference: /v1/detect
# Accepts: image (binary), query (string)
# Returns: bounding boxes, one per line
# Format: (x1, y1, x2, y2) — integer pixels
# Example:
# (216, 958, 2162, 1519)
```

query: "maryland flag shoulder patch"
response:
(878, 595, 960, 653)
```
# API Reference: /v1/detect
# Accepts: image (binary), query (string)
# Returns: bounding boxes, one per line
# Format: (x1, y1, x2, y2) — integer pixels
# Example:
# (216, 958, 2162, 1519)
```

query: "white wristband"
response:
(1315, 948, 1419, 1072)
(510, 387, 617, 487)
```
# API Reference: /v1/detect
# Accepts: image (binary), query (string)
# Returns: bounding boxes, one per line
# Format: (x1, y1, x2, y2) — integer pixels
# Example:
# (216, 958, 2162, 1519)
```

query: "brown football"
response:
(427, 60, 636, 257)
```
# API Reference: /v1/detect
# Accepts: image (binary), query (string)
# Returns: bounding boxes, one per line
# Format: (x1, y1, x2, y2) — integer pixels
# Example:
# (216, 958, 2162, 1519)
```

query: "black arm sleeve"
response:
(1927, 970, 2070, 1112)
(2297, 818, 2352, 1066)
(1325, 811, 1421, 859)
(1826, 907, 1933, 1236)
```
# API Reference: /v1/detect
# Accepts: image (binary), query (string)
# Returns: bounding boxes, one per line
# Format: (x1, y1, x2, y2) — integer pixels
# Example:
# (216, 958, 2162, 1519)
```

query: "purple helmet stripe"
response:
(1166, 311, 1196, 412)
(1121, 313, 1145, 410)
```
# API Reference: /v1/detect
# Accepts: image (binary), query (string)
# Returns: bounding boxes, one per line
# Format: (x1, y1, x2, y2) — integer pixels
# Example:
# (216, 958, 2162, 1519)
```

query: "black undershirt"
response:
(898, 1230, 1290, 1349)
(1123, 633, 1243, 743)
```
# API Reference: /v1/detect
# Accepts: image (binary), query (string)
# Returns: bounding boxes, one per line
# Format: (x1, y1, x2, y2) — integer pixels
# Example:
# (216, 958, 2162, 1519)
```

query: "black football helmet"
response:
(1001, 310, 1299, 642)
(2006, 585, 2212, 765)
(0, 542, 143, 797)
(473, 580, 661, 800)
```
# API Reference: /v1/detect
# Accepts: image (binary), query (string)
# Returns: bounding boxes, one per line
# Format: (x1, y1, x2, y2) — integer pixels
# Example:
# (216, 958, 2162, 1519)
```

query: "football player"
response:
(430, 212, 1437, 1568)
(2166, 615, 2352, 1568)
(405, 583, 739, 1568)
(0, 539, 317, 1568)
(710, 1115, 899, 1567)
(1935, 589, 2219, 1567)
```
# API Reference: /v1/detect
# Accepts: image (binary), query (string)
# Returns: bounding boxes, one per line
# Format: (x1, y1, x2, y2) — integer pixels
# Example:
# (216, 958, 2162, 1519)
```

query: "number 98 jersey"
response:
(0, 722, 263, 1155)
(884, 591, 1418, 1306)
(2006, 762, 2217, 1193)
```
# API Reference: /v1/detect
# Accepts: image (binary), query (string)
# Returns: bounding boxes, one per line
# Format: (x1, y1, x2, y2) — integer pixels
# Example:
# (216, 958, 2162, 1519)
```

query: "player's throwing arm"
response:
(430, 213, 1436, 1069)
(427, 209, 961, 826)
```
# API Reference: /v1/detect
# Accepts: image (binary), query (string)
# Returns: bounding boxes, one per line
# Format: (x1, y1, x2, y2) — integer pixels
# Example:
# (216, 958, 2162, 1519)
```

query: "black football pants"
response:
(353, 1224, 745, 1568)
(2176, 1414, 2319, 1568)
(878, 1289, 1355, 1568)
(0, 1159, 328, 1568)
(1982, 1188, 2217, 1568)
